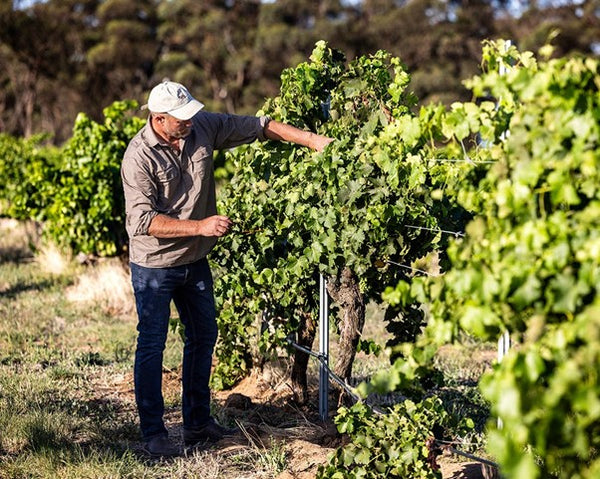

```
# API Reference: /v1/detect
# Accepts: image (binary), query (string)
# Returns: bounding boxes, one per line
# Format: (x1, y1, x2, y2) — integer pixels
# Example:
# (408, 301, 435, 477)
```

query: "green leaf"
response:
(509, 274, 542, 310)
(354, 447, 371, 465)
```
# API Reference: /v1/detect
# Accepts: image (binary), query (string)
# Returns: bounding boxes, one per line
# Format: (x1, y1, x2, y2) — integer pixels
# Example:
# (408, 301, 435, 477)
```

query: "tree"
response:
(3, 0, 599, 141)
(155, 0, 261, 114)
(498, 0, 600, 57)
(0, 0, 100, 143)
(86, 0, 159, 117)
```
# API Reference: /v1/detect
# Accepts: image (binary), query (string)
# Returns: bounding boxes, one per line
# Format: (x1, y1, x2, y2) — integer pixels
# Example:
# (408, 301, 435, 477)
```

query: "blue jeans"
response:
(130, 258, 217, 440)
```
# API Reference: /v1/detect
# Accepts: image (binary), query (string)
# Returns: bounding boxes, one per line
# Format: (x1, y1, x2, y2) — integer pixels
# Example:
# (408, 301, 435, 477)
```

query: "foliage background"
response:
(1, 0, 599, 144)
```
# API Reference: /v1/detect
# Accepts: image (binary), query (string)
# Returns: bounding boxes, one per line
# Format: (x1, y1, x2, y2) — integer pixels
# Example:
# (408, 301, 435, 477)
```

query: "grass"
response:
(225, 425, 288, 478)
(0, 220, 332, 479)
(432, 340, 494, 455)
(0, 219, 494, 478)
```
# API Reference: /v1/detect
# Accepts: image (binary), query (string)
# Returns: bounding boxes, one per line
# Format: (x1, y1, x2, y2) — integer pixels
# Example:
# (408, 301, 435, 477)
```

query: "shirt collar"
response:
(141, 116, 167, 148)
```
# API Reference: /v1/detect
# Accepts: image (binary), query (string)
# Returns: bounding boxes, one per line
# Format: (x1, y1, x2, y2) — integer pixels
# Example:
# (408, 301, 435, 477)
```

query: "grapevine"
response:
(211, 42, 453, 392)
(1, 38, 597, 479)
(381, 41, 600, 478)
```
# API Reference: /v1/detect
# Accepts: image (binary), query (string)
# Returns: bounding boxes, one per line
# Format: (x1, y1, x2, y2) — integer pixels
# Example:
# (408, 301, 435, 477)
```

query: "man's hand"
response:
(197, 215, 232, 237)
(148, 214, 232, 238)
(311, 134, 334, 152)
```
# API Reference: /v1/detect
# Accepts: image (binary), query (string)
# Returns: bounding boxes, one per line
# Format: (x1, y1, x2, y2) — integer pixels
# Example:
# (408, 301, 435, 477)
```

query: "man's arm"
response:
(264, 120, 333, 152)
(148, 214, 232, 238)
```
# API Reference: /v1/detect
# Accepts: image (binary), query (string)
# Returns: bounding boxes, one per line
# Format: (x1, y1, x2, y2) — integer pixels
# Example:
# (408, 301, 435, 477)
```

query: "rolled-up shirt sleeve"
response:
(121, 141, 160, 238)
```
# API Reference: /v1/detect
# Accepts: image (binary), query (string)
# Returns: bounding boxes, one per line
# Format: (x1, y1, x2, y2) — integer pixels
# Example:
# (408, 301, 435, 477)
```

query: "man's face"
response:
(156, 114, 192, 140)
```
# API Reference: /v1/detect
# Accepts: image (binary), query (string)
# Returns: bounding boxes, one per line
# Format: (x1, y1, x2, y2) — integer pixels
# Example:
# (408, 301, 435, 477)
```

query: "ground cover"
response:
(0, 219, 494, 478)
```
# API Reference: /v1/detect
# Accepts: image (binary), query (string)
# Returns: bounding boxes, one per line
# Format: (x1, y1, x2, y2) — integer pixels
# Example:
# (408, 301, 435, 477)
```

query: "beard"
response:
(167, 124, 192, 139)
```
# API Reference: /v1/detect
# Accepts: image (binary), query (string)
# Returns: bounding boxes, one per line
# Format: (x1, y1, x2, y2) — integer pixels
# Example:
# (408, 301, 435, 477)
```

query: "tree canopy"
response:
(1, 0, 598, 143)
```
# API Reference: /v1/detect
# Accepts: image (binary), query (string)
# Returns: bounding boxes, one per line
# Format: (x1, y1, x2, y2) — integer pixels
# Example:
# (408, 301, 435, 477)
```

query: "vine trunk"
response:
(290, 311, 317, 404)
(327, 267, 365, 399)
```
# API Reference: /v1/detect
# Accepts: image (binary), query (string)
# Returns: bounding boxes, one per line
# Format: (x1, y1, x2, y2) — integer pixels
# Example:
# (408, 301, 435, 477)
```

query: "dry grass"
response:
(0, 218, 134, 315)
(65, 258, 134, 315)
(34, 242, 71, 276)
(171, 450, 223, 479)
(0, 218, 38, 261)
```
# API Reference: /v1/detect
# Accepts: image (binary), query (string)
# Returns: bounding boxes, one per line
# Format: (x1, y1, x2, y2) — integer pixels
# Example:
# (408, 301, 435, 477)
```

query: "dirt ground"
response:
(218, 372, 495, 479)
(108, 365, 495, 479)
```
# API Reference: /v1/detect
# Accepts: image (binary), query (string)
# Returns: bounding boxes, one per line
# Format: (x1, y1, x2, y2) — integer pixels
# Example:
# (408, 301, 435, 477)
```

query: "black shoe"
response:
(183, 418, 238, 446)
(143, 434, 181, 458)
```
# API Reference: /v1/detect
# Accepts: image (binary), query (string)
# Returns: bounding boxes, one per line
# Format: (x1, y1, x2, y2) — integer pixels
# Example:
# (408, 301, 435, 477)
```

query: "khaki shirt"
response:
(121, 112, 269, 268)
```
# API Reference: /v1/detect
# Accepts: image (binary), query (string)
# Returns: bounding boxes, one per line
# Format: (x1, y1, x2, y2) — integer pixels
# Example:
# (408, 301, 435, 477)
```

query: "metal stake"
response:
(497, 330, 510, 429)
(319, 273, 330, 421)
(497, 330, 511, 363)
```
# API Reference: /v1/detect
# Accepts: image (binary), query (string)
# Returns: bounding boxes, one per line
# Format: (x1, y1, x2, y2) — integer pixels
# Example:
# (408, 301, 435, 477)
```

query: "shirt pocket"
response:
(190, 146, 213, 179)
(155, 165, 179, 183)
(154, 164, 182, 209)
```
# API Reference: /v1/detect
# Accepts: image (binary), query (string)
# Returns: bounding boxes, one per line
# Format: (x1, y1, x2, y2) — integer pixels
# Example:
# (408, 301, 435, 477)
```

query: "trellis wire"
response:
(425, 157, 497, 164)
(436, 438, 487, 447)
(404, 224, 465, 238)
(385, 259, 440, 277)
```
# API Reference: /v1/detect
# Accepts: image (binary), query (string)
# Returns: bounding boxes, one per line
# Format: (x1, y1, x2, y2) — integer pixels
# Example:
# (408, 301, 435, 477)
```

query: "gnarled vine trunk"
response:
(327, 267, 365, 385)
(289, 268, 365, 405)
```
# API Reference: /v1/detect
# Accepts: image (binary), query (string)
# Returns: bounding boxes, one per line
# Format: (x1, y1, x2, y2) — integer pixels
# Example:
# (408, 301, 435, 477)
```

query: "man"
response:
(121, 80, 332, 458)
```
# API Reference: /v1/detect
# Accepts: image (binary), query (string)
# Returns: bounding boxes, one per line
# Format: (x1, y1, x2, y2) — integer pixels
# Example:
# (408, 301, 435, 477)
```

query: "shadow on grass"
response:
(446, 462, 491, 479)
(0, 246, 34, 265)
(19, 393, 140, 463)
(0, 278, 56, 299)
(25, 419, 75, 453)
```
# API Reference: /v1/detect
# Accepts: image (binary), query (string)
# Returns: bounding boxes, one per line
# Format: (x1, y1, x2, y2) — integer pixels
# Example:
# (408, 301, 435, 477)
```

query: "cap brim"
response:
(168, 99, 204, 120)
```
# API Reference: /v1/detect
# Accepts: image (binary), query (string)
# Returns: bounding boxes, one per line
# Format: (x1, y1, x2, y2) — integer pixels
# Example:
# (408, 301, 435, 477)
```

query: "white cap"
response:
(146, 81, 204, 120)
